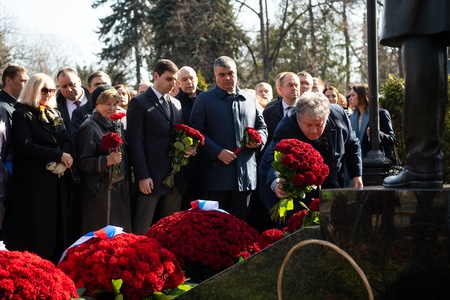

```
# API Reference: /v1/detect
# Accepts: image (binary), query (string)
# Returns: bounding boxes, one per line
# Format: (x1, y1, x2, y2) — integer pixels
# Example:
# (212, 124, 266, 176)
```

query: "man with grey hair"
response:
(190, 56, 267, 221)
(259, 92, 362, 221)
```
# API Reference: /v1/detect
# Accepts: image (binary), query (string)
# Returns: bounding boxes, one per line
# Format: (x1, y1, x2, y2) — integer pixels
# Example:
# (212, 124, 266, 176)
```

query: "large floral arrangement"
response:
(234, 127, 262, 155)
(0, 250, 77, 299)
(163, 124, 204, 187)
(146, 201, 261, 283)
(58, 231, 185, 299)
(271, 138, 329, 223)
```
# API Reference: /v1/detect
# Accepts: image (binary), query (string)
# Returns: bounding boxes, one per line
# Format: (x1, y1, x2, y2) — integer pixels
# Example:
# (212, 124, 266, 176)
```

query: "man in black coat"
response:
(175, 66, 203, 209)
(380, 0, 450, 188)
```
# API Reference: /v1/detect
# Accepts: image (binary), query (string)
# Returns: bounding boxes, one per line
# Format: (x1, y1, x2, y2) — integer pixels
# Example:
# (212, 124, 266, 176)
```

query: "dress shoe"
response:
(383, 168, 442, 188)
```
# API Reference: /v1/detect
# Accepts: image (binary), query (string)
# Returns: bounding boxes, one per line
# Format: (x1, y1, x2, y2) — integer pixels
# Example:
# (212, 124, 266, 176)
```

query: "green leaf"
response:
(182, 136, 194, 146)
(112, 279, 123, 295)
(115, 295, 123, 300)
(174, 141, 185, 150)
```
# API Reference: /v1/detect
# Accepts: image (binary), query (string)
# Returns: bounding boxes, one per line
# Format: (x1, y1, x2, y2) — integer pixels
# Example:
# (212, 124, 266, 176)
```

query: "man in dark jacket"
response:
(128, 59, 196, 234)
(175, 66, 203, 209)
(259, 92, 363, 218)
(380, 0, 450, 188)
(190, 56, 267, 221)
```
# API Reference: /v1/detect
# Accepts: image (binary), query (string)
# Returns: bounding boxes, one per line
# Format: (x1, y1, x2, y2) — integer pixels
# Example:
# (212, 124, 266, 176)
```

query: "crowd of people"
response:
(0, 57, 396, 263)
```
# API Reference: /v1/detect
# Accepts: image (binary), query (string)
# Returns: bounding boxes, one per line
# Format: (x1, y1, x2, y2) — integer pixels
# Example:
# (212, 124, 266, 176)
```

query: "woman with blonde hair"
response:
(3, 73, 73, 264)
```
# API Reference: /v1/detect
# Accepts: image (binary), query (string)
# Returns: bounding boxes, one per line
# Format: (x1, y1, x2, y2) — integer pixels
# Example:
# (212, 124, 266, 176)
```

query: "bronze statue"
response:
(380, 0, 450, 188)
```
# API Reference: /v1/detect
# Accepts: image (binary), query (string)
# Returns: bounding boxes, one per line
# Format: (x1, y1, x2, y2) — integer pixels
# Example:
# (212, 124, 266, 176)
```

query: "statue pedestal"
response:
(178, 186, 450, 299)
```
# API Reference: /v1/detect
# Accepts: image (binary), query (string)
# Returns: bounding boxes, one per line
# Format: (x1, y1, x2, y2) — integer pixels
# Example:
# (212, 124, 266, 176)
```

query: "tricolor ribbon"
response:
(59, 225, 124, 263)
(190, 200, 228, 214)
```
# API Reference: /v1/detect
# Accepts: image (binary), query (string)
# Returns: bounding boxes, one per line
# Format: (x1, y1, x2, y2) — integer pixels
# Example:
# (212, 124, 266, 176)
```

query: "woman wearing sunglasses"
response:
(3, 73, 73, 264)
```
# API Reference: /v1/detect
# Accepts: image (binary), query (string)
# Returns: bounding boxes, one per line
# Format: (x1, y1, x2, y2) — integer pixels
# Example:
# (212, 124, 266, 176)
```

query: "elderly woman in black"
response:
(76, 85, 131, 234)
(3, 73, 73, 263)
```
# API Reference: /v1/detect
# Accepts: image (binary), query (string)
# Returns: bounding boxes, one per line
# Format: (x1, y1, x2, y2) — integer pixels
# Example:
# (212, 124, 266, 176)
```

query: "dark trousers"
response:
(402, 35, 447, 173)
(132, 187, 182, 235)
(202, 190, 251, 222)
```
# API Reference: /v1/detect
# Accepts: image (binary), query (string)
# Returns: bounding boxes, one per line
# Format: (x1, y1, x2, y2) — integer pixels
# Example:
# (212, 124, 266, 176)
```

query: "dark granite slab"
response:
(178, 186, 450, 299)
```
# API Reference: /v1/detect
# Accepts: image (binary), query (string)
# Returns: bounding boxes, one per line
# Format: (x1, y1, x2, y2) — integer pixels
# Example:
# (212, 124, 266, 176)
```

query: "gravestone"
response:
(178, 186, 450, 299)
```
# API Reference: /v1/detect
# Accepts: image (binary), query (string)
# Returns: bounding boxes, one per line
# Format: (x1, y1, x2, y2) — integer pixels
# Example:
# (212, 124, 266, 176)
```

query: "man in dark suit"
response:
(0, 66, 28, 237)
(127, 59, 195, 234)
(56, 68, 90, 140)
(190, 56, 267, 221)
(259, 92, 363, 218)
(380, 0, 450, 188)
(175, 66, 203, 209)
(263, 72, 300, 151)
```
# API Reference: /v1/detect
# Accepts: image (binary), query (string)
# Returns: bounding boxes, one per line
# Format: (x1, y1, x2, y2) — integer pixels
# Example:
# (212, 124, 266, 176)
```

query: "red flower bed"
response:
(146, 209, 261, 283)
(0, 250, 77, 299)
(58, 233, 184, 299)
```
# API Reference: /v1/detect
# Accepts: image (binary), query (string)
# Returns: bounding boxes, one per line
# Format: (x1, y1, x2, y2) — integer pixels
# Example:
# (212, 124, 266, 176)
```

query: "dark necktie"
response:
(285, 106, 293, 116)
(74, 100, 81, 107)
(160, 96, 170, 117)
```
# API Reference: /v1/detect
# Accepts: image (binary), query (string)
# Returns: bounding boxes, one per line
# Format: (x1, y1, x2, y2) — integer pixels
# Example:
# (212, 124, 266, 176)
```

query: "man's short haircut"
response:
(278, 72, 299, 87)
(88, 71, 111, 87)
(153, 59, 179, 76)
(295, 91, 330, 120)
(213, 56, 236, 72)
(56, 67, 78, 80)
(2, 65, 27, 86)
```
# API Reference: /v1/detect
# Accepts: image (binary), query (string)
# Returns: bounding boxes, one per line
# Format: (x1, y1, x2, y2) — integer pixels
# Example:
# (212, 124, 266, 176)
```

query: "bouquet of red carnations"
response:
(146, 200, 261, 283)
(0, 250, 77, 299)
(284, 198, 320, 233)
(57, 232, 185, 299)
(163, 124, 205, 187)
(234, 127, 262, 154)
(271, 139, 329, 223)
(101, 131, 123, 189)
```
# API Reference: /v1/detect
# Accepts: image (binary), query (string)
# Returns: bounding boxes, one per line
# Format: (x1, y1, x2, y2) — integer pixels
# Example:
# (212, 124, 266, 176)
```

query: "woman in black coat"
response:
(76, 85, 131, 234)
(3, 73, 74, 264)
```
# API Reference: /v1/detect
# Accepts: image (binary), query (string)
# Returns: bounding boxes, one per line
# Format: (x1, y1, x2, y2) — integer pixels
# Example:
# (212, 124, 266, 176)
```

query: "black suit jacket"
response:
(56, 87, 90, 141)
(127, 87, 185, 195)
(262, 97, 284, 148)
(175, 87, 202, 124)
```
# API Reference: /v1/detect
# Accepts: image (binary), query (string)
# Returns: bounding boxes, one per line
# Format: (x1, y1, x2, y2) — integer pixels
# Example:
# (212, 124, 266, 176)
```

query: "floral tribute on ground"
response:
(146, 200, 261, 283)
(163, 124, 204, 187)
(57, 227, 185, 300)
(259, 199, 321, 249)
(0, 250, 78, 299)
(234, 127, 262, 155)
(271, 138, 329, 223)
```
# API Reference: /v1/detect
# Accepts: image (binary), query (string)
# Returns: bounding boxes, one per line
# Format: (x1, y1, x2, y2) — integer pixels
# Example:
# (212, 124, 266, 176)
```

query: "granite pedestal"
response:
(178, 186, 450, 299)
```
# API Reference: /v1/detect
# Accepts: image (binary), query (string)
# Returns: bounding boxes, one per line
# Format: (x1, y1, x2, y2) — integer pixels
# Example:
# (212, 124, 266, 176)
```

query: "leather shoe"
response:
(383, 168, 442, 188)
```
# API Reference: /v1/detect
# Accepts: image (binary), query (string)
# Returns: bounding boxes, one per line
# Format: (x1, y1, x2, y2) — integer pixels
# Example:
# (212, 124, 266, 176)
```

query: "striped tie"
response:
(160, 96, 170, 117)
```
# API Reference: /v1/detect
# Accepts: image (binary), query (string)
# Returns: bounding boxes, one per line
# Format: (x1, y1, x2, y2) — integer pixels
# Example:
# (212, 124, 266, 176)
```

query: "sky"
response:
(3, 0, 111, 65)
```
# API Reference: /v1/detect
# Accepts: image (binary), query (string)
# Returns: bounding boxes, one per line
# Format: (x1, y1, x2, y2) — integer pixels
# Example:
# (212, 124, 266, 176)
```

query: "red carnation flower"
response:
(101, 132, 123, 151)
(110, 112, 126, 121)
(258, 229, 285, 249)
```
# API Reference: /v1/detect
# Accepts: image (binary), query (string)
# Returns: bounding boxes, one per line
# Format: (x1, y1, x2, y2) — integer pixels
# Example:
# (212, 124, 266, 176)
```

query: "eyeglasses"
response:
(41, 87, 56, 95)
